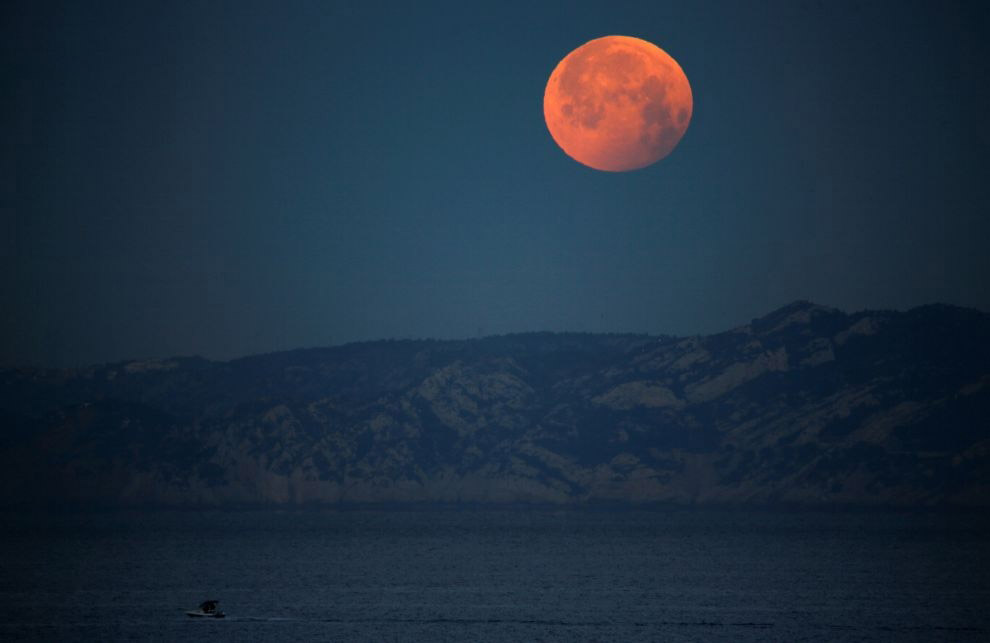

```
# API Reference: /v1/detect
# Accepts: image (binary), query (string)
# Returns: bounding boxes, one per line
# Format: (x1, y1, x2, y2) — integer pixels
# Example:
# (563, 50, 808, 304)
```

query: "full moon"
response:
(544, 35, 693, 172)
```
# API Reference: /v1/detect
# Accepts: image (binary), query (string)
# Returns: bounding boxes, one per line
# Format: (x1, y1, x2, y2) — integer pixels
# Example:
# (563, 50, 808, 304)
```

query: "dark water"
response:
(1, 510, 988, 641)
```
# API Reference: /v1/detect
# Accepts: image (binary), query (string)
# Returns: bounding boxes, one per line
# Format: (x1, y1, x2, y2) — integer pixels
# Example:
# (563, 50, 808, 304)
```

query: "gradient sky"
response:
(3, 0, 989, 367)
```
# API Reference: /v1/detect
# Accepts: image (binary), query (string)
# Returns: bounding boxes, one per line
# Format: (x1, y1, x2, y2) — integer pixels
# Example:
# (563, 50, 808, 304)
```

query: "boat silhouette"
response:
(186, 600, 225, 618)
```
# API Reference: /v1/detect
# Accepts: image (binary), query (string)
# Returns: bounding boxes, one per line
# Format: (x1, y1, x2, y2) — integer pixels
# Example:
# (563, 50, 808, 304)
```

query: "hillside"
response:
(1, 301, 988, 507)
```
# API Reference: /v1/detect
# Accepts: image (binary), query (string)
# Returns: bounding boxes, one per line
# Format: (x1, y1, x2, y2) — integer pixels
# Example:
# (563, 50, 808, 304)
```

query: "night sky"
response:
(3, 0, 989, 367)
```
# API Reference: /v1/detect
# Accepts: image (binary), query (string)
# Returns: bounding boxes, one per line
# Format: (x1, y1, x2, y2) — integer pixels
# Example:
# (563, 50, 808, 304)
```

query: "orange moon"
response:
(544, 35, 693, 172)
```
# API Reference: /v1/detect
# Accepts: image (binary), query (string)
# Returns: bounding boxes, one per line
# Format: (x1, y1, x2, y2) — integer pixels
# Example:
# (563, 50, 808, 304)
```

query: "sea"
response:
(1, 509, 988, 641)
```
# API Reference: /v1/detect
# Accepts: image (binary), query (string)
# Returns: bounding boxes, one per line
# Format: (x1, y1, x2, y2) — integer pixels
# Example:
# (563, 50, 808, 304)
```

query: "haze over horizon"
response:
(4, 0, 989, 367)
(13, 299, 989, 370)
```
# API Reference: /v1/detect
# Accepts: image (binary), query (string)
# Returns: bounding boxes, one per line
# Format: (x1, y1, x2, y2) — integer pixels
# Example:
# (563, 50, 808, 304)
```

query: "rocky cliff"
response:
(2, 301, 988, 507)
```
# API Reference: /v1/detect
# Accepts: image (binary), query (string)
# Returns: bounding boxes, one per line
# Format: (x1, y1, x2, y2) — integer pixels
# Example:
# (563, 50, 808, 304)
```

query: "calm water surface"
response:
(1, 510, 988, 641)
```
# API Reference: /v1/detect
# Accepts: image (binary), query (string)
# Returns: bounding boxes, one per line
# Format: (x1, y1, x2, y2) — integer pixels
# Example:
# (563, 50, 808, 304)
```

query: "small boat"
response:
(186, 600, 225, 618)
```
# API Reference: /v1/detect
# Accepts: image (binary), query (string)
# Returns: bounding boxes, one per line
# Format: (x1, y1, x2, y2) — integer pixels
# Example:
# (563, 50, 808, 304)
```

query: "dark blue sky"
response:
(3, 0, 989, 367)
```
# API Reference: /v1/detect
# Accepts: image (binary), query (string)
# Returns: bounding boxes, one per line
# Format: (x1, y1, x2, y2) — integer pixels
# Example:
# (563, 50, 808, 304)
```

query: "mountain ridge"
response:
(2, 301, 988, 508)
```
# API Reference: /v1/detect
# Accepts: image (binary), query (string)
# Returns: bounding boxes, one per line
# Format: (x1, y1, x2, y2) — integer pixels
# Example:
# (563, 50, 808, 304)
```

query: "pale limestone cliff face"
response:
(684, 347, 789, 403)
(413, 360, 534, 437)
(2, 302, 988, 508)
(593, 381, 683, 410)
(834, 316, 882, 345)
